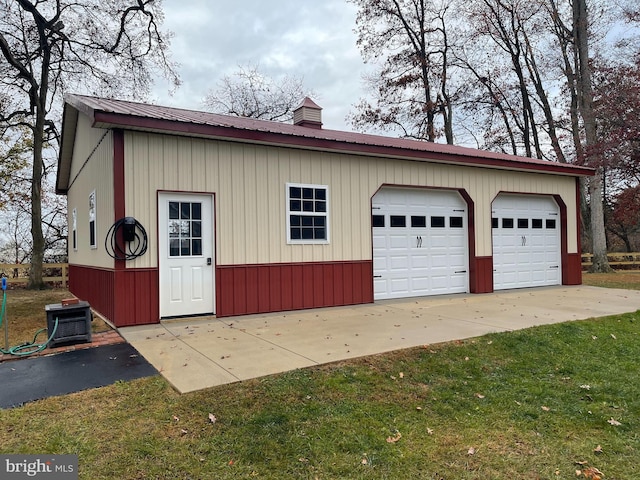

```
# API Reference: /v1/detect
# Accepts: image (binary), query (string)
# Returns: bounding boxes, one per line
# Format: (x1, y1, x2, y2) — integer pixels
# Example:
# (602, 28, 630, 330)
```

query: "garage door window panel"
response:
(431, 216, 445, 228)
(390, 216, 406, 227)
(372, 215, 385, 227)
(287, 183, 329, 244)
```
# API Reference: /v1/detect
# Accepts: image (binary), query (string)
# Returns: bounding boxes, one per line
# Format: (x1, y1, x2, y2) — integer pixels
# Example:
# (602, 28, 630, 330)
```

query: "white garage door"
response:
(492, 194, 561, 290)
(372, 188, 469, 300)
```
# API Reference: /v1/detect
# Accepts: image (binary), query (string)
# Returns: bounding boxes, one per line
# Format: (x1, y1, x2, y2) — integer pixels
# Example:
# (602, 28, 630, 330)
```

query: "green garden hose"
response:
(0, 284, 59, 357)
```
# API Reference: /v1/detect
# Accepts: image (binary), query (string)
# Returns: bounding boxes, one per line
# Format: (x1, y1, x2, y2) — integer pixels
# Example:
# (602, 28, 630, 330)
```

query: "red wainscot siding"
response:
(216, 260, 374, 317)
(69, 265, 159, 327)
(470, 256, 494, 294)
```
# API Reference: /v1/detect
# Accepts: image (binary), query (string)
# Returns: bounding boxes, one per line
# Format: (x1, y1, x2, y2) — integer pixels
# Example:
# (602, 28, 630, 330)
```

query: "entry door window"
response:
(168, 201, 202, 257)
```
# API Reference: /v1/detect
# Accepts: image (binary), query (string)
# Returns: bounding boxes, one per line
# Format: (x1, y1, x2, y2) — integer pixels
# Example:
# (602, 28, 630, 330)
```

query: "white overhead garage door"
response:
(492, 194, 561, 290)
(372, 188, 469, 300)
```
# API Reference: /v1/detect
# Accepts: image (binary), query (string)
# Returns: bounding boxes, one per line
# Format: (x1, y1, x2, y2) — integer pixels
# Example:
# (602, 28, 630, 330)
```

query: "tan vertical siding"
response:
(67, 115, 114, 268)
(123, 131, 579, 268)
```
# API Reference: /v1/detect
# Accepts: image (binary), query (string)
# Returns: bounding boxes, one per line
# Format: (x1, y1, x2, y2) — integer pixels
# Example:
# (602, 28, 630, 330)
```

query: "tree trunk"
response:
(28, 110, 46, 289)
(27, 15, 51, 290)
(573, 0, 612, 272)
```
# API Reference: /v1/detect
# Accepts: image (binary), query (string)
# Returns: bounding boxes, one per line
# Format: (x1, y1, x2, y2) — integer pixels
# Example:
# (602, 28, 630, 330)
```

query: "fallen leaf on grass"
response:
(474, 393, 485, 399)
(542, 406, 551, 411)
(594, 445, 603, 454)
(610, 334, 617, 340)
(172, 415, 180, 422)
(582, 466, 604, 479)
(467, 447, 476, 455)
(386, 432, 402, 443)
(607, 417, 621, 426)
(209, 413, 217, 424)
(427, 427, 434, 435)
(180, 429, 188, 435)
(399, 372, 404, 379)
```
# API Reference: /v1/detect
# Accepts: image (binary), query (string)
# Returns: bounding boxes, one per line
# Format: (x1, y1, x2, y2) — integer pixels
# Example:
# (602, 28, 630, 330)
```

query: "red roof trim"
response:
(60, 94, 594, 180)
(92, 109, 593, 176)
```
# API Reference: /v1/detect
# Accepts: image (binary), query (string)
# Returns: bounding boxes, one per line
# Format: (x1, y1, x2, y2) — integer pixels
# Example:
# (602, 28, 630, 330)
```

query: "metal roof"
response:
(56, 94, 593, 193)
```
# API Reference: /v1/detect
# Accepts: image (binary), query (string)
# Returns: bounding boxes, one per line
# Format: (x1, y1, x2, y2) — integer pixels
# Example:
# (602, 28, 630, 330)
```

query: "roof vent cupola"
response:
(293, 97, 322, 129)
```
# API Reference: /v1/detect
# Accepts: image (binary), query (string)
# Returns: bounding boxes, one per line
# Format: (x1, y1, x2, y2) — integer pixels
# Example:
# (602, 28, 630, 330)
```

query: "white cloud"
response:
(151, 0, 367, 130)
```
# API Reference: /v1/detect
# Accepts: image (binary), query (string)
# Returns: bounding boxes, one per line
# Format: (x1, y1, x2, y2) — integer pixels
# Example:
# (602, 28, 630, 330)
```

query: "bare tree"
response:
(347, 0, 457, 142)
(203, 64, 312, 122)
(0, 0, 179, 288)
(573, 0, 611, 272)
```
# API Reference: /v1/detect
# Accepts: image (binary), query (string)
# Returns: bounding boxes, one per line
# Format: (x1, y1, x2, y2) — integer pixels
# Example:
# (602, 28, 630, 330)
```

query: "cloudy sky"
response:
(151, 0, 370, 131)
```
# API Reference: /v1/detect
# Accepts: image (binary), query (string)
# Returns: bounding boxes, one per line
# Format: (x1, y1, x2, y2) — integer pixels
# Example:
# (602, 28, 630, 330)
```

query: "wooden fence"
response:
(0, 263, 68, 288)
(582, 253, 640, 270)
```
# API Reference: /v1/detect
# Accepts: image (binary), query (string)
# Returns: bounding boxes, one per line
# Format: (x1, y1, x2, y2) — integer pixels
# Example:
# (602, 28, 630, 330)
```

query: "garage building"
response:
(56, 95, 593, 327)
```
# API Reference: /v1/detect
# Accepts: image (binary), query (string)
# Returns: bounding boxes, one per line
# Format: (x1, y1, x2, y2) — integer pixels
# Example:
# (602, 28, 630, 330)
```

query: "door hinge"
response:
(374, 275, 383, 278)
(455, 270, 467, 274)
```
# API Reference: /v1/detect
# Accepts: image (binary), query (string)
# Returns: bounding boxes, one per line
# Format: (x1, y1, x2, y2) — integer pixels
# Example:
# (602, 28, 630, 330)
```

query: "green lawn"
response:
(1, 275, 639, 479)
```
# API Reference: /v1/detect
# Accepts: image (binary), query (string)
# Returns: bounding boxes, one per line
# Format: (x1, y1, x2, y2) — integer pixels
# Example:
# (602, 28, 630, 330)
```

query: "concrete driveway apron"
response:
(119, 285, 640, 393)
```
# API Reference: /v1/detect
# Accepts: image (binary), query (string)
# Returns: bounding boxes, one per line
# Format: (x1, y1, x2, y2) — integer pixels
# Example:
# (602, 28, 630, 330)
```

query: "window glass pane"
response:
(390, 215, 406, 227)
(287, 184, 328, 243)
(372, 215, 385, 227)
(411, 216, 426, 228)
(191, 203, 201, 220)
(169, 220, 180, 237)
(181, 239, 190, 256)
(290, 186, 301, 199)
(192, 221, 202, 238)
(492, 218, 499, 229)
(191, 239, 202, 256)
(532, 219, 543, 229)
(502, 218, 514, 229)
(450, 216, 463, 228)
(546, 219, 557, 229)
(180, 221, 190, 236)
(518, 218, 529, 229)
(181, 202, 190, 219)
(89, 220, 96, 246)
(431, 216, 445, 228)
(169, 239, 180, 256)
(169, 202, 180, 219)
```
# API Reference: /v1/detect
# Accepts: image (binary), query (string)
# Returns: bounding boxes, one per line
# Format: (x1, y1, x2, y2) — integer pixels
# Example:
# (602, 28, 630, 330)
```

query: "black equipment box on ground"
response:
(45, 301, 92, 348)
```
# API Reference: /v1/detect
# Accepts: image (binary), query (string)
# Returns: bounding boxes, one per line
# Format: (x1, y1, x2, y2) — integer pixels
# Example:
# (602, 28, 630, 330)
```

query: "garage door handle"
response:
(416, 236, 423, 248)
(521, 236, 527, 246)
(374, 275, 382, 278)
(455, 270, 467, 274)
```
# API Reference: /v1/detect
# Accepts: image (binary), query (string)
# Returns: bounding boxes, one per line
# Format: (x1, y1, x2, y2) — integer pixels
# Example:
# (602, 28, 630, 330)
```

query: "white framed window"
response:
(89, 190, 97, 249)
(72, 208, 78, 251)
(286, 183, 329, 244)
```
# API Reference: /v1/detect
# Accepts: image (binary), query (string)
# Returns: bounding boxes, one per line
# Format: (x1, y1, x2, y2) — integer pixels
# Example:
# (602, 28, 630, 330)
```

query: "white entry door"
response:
(372, 188, 469, 300)
(492, 194, 561, 290)
(159, 193, 215, 317)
